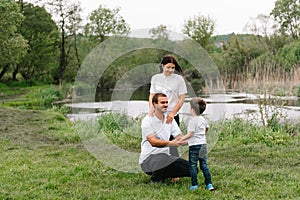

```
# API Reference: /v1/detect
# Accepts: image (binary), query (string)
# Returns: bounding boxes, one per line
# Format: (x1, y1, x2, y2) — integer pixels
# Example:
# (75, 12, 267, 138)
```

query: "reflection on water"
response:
(95, 85, 151, 102)
(96, 86, 300, 107)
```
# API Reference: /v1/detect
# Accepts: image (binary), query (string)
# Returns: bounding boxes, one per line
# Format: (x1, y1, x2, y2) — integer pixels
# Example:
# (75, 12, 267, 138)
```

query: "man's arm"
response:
(147, 134, 180, 147)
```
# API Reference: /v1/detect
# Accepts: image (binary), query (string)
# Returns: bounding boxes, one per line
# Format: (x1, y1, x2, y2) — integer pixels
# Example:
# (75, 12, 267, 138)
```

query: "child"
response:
(180, 97, 214, 191)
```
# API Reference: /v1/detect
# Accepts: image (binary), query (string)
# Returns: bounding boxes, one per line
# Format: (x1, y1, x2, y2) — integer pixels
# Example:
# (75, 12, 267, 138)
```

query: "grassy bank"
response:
(1, 107, 299, 199)
(0, 85, 299, 199)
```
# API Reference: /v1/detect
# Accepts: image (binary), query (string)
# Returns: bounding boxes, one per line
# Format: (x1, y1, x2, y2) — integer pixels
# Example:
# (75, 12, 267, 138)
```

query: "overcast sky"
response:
(80, 0, 277, 35)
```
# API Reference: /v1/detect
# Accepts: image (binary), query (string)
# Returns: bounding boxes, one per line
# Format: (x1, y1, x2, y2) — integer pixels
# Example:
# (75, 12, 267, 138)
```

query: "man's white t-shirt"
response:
(187, 116, 209, 146)
(150, 73, 187, 114)
(139, 114, 181, 164)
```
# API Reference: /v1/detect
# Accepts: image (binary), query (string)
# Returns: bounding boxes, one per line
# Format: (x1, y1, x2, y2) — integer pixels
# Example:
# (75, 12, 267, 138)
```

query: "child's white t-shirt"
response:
(187, 115, 209, 146)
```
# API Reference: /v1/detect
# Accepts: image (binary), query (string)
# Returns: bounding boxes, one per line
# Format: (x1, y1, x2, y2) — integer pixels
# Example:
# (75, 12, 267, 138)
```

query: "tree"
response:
(84, 5, 130, 43)
(271, 0, 300, 39)
(182, 14, 215, 51)
(0, 0, 28, 80)
(149, 25, 169, 40)
(66, 3, 83, 72)
(18, 2, 59, 82)
(45, 0, 82, 86)
(220, 34, 267, 88)
(244, 14, 278, 37)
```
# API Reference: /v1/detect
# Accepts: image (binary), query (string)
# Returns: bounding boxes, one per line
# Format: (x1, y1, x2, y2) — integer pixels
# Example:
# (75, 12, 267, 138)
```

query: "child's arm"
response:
(180, 131, 194, 142)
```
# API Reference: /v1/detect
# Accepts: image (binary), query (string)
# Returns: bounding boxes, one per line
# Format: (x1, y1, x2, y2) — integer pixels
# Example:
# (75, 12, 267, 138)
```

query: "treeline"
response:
(0, 0, 299, 95)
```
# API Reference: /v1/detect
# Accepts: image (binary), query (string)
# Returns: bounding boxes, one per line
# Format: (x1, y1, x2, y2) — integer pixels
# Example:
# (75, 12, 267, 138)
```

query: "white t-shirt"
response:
(150, 73, 187, 114)
(139, 114, 181, 164)
(187, 116, 209, 146)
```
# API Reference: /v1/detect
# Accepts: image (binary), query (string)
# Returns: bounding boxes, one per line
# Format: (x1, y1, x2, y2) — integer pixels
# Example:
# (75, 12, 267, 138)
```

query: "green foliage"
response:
(18, 3, 60, 82)
(98, 113, 135, 132)
(85, 4, 130, 43)
(271, 0, 300, 39)
(217, 34, 268, 88)
(97, 48, 165, 90)
(0, 0, 299, 93)
(182, 14, 216, 51)
(215, 117, 296, 147)
(24, 86, 63, 106)
(275, 40, 300, 70)
(0, 0, 27, 73)
(97, 113, 142, 151)
(0, 84, 70, 110)
(149, 25, 169, 39)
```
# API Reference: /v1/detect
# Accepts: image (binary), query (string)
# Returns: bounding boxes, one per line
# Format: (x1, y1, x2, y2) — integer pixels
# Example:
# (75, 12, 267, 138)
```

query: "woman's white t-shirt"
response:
(150, 73, 187, 114)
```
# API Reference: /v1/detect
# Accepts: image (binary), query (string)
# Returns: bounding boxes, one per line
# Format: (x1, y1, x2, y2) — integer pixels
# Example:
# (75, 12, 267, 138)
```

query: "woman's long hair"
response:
(160, 55, 183, 74)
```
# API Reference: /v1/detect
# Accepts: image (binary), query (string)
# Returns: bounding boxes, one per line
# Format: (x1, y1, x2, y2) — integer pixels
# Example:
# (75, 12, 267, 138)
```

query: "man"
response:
(139, 93, 190, 183)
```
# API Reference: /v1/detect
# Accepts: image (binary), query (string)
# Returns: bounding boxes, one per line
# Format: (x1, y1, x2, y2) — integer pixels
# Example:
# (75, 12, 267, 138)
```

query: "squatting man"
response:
(139, 93, 191, 183)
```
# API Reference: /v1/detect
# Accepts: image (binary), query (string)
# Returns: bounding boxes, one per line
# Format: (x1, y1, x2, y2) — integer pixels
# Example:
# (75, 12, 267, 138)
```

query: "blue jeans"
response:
(189, 144, 212, 186)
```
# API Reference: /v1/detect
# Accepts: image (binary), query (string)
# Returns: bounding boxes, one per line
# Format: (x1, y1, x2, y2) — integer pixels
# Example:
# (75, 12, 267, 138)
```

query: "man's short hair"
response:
(152, 93, 167, 104)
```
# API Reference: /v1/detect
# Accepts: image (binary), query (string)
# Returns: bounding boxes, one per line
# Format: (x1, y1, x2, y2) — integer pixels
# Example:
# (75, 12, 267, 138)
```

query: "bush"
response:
(214, 117, 296, 147)
(98, 113, 133, 132)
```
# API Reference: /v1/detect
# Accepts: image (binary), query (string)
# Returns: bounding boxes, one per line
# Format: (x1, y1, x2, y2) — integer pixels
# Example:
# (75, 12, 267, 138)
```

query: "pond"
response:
(66, 88, 300, 125)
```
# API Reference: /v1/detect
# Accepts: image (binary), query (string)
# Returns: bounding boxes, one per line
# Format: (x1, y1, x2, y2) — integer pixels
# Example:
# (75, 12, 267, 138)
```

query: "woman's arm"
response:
(166, 94, 185, 123)
(148, 93, 155, 115)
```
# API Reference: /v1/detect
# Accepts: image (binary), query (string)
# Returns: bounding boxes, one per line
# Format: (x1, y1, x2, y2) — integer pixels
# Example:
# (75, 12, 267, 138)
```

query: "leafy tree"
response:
(271, 0, 300, 39)
(66, 3, 83, 71)
(220, 34, 266, 88)
(149, 25, 169, 40)
(275, 40, 300, 70)
(18, 2, 59, 82)
(0, 0, 27, 80)
(45, 0, 82, 86)
(84, 5, 130, 43)
(182, 14, 215, 51)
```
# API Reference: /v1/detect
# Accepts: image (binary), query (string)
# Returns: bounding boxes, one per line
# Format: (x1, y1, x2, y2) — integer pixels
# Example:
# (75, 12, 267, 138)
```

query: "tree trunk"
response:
(74, 32, 81, 69)
(58, 16, 67, 88)
(12, 65, 19, 81)
(0, 65, 9, 80)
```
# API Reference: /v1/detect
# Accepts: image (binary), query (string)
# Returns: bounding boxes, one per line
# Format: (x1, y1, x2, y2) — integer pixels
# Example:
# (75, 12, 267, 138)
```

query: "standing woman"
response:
(149, 55, 187, 156)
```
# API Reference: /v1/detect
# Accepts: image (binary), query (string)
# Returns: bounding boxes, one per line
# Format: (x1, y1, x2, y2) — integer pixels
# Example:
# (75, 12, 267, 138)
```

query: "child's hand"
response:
(178, 139, 188, 146)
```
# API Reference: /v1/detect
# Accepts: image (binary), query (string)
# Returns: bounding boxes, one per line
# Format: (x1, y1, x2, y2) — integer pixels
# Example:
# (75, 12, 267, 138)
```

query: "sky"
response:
(80, 0, 277, 35)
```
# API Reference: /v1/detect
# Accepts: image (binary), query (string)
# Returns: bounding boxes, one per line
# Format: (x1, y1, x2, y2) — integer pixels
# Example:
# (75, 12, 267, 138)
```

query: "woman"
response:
(149, 55, 187, 156)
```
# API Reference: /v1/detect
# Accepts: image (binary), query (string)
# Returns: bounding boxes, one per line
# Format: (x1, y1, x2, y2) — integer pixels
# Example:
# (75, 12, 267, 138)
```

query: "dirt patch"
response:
(0, 106, 65, 148)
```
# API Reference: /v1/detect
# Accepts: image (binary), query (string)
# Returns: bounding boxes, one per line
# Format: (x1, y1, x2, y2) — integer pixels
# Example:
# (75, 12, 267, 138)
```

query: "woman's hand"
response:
(166, 113, 174, 124)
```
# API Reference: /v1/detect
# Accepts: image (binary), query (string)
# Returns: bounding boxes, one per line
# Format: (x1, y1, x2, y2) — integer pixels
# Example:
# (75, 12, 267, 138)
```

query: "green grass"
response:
(0, 84, 71, 110)
(1, 105, 299, 199)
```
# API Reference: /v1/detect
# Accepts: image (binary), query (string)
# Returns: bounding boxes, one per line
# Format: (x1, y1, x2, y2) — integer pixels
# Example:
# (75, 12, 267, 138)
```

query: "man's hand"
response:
(168, 140, 181, 147)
